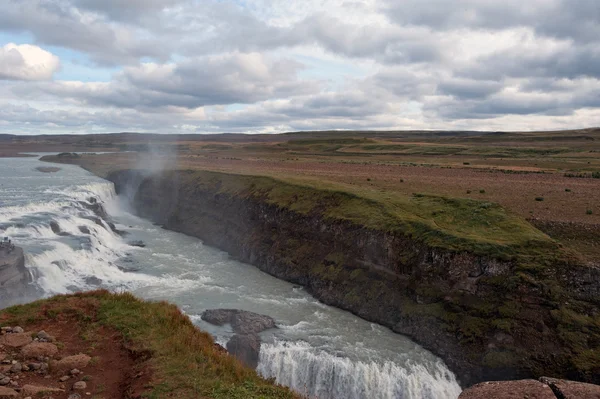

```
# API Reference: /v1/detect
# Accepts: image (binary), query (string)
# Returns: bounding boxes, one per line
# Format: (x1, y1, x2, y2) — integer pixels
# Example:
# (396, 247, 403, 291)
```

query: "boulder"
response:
(459, 380, 555, 399)
(0, 386, 17, 398)
(21, 342, 58, 359)
(0, 333, 32, 348)
(539, 377, 600, 399)
(52, 354, 91, 372)
(36, 330, 54, 342)
(20, 385, 64, 396)
(226, 334, 261, 369)
(201, 309, 276, 334)
(49, 221, 61, 235)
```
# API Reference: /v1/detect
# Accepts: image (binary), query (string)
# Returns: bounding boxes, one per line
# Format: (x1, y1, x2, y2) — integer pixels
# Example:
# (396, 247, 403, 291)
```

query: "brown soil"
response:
(0, 297, 152, 399)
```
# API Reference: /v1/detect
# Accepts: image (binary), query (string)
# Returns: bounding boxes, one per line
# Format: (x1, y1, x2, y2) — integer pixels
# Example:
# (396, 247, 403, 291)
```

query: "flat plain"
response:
(5, 128, 600, 263)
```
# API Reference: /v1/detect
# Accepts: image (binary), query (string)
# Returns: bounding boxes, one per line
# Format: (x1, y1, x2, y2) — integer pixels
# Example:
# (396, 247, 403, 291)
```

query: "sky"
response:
(0, 0, 599, 135)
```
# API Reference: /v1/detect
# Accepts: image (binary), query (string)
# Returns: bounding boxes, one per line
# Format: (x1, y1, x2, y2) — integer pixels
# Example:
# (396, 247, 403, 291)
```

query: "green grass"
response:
(0, 291, 298, 399)
(176, 169, 559, 262)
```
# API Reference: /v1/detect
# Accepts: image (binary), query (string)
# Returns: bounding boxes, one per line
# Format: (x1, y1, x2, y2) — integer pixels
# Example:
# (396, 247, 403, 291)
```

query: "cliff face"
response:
(106, 169, 600, 387)
(0, 247, 28, 287)
(0, 247, 32, 304)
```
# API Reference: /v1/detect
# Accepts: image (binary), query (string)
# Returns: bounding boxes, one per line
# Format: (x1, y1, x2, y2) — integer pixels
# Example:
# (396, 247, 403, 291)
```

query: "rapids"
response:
(0, 156, 462, 399)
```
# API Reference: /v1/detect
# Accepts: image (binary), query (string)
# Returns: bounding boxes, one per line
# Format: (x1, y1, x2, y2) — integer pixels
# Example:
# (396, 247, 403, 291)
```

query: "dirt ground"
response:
(0, 297, 151, 399)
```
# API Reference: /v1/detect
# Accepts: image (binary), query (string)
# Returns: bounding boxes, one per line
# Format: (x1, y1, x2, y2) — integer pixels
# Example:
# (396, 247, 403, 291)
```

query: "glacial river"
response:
(0, 155, 462, 399)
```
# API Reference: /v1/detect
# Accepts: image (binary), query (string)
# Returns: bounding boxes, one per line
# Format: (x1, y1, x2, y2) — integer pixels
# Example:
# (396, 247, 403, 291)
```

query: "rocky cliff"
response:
(97, 169, 600, 387)
(0, 247, 31, 304)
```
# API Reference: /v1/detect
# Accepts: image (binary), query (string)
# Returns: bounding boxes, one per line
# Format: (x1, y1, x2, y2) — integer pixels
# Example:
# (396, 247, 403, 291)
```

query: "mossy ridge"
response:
(174, 169, 560, 263)
(0, 291, 298, 399)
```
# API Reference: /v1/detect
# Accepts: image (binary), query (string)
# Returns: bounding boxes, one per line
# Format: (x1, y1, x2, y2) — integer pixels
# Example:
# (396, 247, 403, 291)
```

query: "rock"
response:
(70, 369, 80, 375)
(79, 200, 108, 220)
(128, 240, 146, 248)
(83, 276, 102, 286)
(0, 247, 32, 302)
(49, 221, 62, 235)
(59, 376, 70, 382)
(68, 394, 82, 399)
(10, 327, 23, 334)
(27, 363, 41, 371)
(52, 354, 91, 371)
(9, 363, 20, 373)
(0, 333, 31, 348)
(539, 377, 600, 399)
(36, 331, 54, 342)
(21, 343, 58, 359)
(0, 377, 9, 385)
(73, 381, 86, 390)
(459, 380, 557, 399)
(201, 309, 276, 334)
(78, 226, 90, 235)
(20, 385, 64, 396)
(35, 166, 61, 173)
(0, 386, 17, 398)
(0, 328, 11, 334)
(39, 363, 49, 373)
(226, 334, 261, 369)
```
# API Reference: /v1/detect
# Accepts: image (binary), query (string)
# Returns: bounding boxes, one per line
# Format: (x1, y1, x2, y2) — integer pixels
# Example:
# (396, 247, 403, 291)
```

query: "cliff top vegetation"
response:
(0, 290, 298, 399)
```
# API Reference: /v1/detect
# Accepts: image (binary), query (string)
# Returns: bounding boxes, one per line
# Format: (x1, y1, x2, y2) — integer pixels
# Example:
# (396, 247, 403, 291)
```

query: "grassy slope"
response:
(0, 291, 298, 399)
(184, 169, 561, 263)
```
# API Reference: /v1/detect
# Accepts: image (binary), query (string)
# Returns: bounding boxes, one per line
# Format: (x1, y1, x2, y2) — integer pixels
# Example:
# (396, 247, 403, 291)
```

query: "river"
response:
(0, 155, 462, 399)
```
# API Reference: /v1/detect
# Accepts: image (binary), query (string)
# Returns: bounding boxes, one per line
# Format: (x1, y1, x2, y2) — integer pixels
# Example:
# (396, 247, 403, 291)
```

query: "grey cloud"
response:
(383, 0, 600, 42)
(437, 78, 504, 99)
(74, 0, 183, 21)
(0, 0, 168, 65)
(463, 43, 600, 80)
(15, 53, 318, 110)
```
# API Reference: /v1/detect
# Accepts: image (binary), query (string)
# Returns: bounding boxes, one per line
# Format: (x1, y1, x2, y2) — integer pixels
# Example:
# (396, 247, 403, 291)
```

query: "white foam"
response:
(257, 339, 462, 399)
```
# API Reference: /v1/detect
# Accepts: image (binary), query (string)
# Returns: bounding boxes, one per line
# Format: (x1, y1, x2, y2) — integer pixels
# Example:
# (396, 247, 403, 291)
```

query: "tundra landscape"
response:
(2, 0, 600, 398)
(1, 128, 599, 397)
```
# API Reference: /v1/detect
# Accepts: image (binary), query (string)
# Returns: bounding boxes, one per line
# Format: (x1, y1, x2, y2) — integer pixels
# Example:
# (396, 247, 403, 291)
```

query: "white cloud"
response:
(0, 43, 60, 81)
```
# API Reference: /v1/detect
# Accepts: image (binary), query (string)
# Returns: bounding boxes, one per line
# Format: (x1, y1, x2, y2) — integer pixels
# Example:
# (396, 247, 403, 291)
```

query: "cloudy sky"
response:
(1, 0, 599, 134)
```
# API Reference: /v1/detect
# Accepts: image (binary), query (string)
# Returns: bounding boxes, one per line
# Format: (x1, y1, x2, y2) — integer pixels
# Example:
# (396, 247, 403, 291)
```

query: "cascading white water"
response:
(257, 340, 462, 399)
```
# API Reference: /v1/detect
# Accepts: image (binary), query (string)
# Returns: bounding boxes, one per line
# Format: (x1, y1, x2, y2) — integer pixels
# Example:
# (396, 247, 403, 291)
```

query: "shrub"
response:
(565, 188, 572, 192)
(467, 190, 472, 194)
(463, 162, 470, 165)
(479, 189, 486, 194)
(535, 197, 544, 202)
(587, 209, 593, 215)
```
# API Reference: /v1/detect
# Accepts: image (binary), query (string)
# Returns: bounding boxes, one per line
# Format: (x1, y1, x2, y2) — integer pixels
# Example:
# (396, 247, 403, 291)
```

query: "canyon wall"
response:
(103, 169, 600, 387)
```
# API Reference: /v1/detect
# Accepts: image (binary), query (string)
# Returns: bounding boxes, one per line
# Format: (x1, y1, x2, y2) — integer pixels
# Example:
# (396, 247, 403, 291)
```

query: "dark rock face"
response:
(0, 247, 32, 303)
(0, 247, 28, 287)
(49, 221, 61, 235)
(106, 169, 600, 387)
(460, 377, 600, 399)
(201, 309, 276, 334)
(79, 200, 108, 220)
(202, 309, 276, 369)
(127, 241, 146, 248)
(226, 334, 261, 369)
(78, 226, 90, 235)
